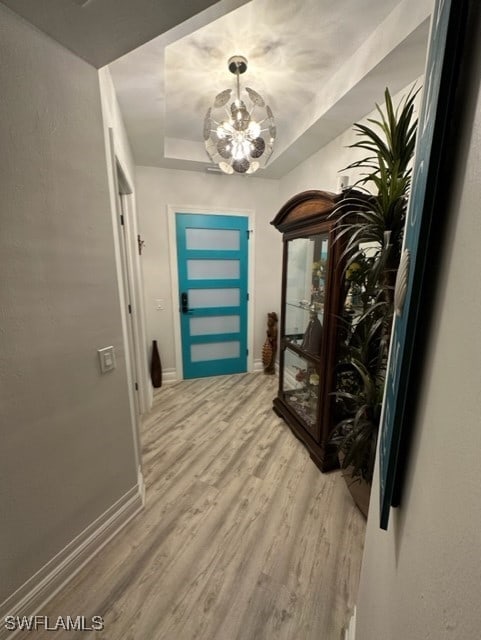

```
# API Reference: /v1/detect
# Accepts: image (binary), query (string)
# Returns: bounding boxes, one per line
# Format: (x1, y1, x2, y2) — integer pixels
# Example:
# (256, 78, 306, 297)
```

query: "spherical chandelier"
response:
(203, 55, 276, 175)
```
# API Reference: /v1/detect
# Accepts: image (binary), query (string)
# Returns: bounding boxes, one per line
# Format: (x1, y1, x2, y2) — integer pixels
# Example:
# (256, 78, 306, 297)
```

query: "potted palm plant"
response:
(331, 86, 419, 516)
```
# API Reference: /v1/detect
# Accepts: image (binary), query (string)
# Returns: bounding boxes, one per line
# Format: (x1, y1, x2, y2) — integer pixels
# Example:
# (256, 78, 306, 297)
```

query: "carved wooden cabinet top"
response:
(270, 190, 342, 233)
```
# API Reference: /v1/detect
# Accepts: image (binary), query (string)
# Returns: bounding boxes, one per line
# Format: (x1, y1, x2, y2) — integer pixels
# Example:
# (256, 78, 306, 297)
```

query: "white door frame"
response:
(106, 129, 150, 498)
(116, 167, 142, 417)
(107, 132, 150, 415)
(167, 204, 255, 381)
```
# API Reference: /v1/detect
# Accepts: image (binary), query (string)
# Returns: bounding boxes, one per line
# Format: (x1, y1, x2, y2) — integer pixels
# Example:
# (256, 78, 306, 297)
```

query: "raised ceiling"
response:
(109, 0, 433, 178)
(3, 0, 433, 179)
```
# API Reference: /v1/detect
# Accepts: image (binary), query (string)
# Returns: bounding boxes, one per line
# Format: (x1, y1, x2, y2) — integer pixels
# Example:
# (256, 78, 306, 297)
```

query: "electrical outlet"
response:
(98, 346, 116, 373)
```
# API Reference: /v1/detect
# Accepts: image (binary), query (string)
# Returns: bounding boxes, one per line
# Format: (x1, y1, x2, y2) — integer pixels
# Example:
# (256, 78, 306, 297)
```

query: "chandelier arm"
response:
(236, 69, 241, 102)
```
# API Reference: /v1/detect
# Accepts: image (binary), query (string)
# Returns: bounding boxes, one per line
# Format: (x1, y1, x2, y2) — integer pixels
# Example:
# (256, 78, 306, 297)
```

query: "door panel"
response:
(176, 213, 248, 379)
(188, 288, 240, 308)
(189, 315, 240, 336)
(185, 227, 240, 250)
(187, 259, 240, 280)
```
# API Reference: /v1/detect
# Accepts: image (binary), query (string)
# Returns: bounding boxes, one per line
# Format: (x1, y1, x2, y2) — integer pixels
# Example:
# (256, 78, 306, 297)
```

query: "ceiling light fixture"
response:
(203, 55, 276, 175)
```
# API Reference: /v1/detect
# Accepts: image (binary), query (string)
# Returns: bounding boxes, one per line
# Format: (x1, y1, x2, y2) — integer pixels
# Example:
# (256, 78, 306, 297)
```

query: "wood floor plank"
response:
(16, 373, 365, 640)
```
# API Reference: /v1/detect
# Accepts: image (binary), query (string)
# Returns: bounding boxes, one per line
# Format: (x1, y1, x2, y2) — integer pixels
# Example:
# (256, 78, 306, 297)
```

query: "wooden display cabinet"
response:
(271, 190, 349, 472)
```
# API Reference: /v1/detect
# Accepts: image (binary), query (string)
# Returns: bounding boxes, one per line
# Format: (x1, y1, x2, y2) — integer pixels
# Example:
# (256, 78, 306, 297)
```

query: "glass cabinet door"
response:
(284, 233, 329, 354)
(281, 348, 320, 435)
(281, 231, 330, 438)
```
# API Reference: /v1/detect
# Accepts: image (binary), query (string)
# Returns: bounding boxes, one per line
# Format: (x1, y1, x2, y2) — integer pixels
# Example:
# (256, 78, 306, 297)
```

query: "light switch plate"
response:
(98, 346, 116, 374)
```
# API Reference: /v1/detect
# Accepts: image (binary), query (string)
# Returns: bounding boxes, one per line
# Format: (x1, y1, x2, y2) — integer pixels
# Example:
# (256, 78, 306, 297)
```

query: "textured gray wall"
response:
(0, 5, 137, 601)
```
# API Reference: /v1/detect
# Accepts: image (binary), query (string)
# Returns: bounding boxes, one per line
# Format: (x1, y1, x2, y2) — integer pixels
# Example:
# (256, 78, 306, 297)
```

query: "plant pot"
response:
(339, 452, 371, 518)
(342, 470, 371, 518)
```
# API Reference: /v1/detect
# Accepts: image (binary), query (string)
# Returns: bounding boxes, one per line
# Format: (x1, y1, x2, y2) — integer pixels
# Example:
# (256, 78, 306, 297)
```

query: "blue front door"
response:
(175, 213, 249, 379)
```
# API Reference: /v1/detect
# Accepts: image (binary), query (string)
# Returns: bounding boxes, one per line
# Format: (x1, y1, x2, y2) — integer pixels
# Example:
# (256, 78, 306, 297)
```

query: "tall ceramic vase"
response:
(150, 340, 162, 388)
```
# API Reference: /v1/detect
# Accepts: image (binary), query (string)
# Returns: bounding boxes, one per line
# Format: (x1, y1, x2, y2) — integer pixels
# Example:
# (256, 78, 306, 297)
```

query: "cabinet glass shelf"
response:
(286, 301, 324, 313)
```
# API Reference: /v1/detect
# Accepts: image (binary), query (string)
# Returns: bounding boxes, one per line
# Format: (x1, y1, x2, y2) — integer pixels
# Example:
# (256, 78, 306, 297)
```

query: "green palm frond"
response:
(330, 85, 419, 485)
(343, 85, 419, 192)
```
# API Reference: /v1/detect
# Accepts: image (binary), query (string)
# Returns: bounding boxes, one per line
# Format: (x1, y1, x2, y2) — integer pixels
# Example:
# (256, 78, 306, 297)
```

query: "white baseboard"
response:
(0, 486, 143, 640)
(253, 359, 279, 374)
(253, 358, 263, 372)
(162, 368, 177, 383)
(161, 364, 276, 381)
(344, 607, 357, 640)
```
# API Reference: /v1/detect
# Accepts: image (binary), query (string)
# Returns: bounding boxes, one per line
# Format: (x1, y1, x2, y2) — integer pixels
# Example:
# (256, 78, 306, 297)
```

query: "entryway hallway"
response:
(21, 373, 365, 640)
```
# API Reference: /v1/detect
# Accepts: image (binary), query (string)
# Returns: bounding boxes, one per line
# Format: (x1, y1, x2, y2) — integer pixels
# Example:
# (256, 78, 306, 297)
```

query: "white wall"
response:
(0, 5, 138, 605)
(355, 18, 481, 640)
(279, 82, 423, 203)
(135, 167, 281, 377)
(279, 125, 365, 203)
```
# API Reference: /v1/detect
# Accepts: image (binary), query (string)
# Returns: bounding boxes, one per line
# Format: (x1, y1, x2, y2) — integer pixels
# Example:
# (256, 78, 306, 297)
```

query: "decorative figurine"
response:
(301, 309, 323, 355)
(262, 312, 278, 374)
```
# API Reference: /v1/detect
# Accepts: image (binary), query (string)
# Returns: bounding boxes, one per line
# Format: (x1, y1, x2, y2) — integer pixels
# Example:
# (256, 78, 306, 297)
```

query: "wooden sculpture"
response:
(262, 312, 278, 375)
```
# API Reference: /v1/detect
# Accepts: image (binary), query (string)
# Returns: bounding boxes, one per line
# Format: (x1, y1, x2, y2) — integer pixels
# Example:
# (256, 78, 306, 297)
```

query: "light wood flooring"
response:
(21, 373, 365, 640)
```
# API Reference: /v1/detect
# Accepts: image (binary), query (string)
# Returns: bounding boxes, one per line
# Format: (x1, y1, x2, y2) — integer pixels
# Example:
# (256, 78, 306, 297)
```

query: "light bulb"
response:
(232, 141, 245, 161)
(241, 139, 251, 157)
(247, 121, 261, 138)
